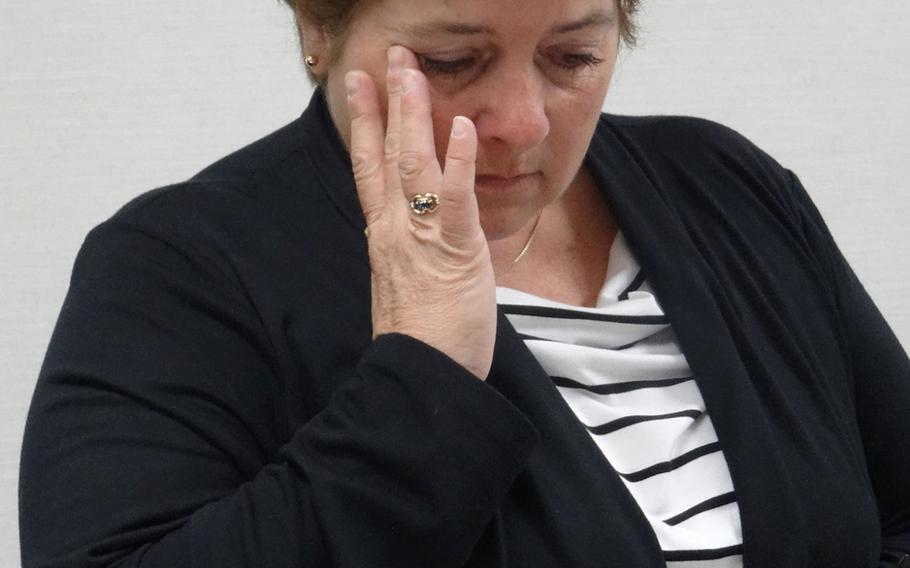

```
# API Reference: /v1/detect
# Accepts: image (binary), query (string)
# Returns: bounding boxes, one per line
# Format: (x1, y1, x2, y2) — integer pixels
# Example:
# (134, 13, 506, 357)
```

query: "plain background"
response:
(1, 1, 908, 564)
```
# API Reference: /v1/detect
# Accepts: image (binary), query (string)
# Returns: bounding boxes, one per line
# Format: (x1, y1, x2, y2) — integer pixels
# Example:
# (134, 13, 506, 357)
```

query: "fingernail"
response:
(451, 116, 469, 138)
(388, 46, 404, 71)
(344, 72, 358, 100)
(401, 70, 415, 94)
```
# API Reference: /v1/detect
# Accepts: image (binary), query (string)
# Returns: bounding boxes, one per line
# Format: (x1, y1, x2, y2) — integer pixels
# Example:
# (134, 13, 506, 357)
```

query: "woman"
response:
(19, 0, 910, 566)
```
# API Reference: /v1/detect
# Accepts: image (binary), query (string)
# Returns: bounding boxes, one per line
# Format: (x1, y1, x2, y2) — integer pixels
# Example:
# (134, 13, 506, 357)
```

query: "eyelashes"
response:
(417, 51, 606, 79)
(418, 56, 476, 76)
(556, 52, 605, 70)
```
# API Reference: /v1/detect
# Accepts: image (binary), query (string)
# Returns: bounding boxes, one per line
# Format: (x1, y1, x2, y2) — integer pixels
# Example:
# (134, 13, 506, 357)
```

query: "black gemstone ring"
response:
(409, 193, 440, 215)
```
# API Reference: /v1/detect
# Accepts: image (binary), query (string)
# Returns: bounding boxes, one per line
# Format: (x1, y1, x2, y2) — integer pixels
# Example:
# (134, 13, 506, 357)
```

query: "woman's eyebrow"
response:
(392, 21, 492, 38)
(552, 10, 617, 34)
(392, 9, 617, 39)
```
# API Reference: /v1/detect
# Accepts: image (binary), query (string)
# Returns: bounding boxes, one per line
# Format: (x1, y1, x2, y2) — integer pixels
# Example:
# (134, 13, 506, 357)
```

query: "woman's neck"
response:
(495, 168, 617, 307)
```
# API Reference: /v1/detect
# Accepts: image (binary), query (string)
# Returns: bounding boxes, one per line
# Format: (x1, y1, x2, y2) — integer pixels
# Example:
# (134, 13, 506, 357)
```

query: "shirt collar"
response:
(294, 88, 365, 231)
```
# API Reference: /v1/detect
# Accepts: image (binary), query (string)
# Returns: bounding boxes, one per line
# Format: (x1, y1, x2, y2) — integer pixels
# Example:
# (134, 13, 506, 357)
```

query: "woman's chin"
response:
(475, 173, 548, 240)
(478, 208, 537, 243)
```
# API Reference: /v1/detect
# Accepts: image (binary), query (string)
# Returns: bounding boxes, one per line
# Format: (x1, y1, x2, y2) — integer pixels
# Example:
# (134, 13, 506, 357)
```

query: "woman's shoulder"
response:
(84, 113, 345, 293)
(107, 112, 335, 237)
(600, 113, 771, 162)
(115, 117, 305, 222)
(596, 112, 793, 193)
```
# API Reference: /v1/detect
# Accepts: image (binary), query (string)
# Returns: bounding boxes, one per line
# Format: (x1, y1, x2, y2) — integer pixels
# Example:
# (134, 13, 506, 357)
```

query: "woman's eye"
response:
(555, 52, 605, 71)
(418, 56, 475, 76)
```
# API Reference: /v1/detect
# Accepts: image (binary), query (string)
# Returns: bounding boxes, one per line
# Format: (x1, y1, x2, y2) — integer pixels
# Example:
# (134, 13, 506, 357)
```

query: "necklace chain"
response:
(498, 208, 544, 277)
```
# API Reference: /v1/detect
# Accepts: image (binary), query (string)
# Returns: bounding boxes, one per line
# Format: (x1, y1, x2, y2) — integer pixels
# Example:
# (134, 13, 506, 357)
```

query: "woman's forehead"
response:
(366, 0, 616, 31)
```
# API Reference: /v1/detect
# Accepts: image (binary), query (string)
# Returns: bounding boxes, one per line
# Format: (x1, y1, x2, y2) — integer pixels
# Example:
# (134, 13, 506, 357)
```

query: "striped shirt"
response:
(497, 232, 744, 567)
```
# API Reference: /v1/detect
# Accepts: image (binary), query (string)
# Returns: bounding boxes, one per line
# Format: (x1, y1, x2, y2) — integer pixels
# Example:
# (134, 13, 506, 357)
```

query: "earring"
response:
(305, 55, 318, 68)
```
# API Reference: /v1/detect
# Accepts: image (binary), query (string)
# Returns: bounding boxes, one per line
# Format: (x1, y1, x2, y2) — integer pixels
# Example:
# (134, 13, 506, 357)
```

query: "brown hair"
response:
(282, 0, 641, 80)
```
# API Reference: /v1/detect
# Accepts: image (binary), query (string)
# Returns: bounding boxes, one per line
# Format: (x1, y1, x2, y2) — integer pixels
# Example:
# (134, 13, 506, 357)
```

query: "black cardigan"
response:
(19, 90, 910, 567)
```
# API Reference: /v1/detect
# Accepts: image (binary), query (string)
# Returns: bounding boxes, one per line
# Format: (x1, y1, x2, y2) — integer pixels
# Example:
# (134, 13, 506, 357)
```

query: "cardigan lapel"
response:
(295, 88, 365, 233)
(585, 117, 808, 567)
(487, 311, 666, 567)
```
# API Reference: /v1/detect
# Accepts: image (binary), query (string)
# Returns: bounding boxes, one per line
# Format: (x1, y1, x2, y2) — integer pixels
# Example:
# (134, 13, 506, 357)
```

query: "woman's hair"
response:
(281, 0, 641, 81)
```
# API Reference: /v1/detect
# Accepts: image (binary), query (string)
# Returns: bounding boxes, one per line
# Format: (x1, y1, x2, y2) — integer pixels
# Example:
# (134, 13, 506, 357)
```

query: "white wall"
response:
(1, 1, 907, 564)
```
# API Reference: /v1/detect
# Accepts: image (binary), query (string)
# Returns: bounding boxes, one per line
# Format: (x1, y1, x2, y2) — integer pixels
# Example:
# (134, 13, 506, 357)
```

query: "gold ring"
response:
(409, 193, 440, 215)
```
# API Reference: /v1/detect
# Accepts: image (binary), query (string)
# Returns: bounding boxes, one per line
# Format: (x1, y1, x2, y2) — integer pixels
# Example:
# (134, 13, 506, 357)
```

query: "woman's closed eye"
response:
(554, 52, 605, 71)
(416, 51, 607, 80)
(418, 55, 477, 77)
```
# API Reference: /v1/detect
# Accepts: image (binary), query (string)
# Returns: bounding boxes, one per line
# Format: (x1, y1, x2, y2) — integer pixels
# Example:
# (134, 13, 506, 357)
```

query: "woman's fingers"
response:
(383, 48, 405, 201)
(440, 116, 481, 243)
(398, 68, 444, 224)
(345, 71, 387, 227)
(364, 44, 481, 247)
(392, 48, 480, 245)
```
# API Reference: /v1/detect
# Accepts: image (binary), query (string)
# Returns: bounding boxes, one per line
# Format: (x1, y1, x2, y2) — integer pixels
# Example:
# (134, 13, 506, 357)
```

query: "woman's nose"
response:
(475, 72, 550, 153)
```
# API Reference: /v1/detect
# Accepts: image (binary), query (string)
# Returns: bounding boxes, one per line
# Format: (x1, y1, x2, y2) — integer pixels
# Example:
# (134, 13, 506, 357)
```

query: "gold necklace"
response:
(498, 208, 544, 277)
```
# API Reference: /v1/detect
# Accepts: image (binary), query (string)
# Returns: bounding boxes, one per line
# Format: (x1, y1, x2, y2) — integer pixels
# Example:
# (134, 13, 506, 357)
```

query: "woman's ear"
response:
(295, 12, 328, 74)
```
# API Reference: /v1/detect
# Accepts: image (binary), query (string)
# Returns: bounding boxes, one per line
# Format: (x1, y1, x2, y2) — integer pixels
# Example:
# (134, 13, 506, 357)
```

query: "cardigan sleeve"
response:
(786, 171, 910, 568)
(18, 216, 537, 568)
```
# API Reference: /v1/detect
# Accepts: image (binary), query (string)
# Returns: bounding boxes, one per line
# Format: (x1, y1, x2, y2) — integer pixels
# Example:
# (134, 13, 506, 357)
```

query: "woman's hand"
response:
(345, 46, 496, 381)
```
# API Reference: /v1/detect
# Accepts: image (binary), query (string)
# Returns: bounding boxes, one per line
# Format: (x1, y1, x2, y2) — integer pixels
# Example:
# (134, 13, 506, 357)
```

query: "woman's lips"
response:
(475, 172, 538, 190)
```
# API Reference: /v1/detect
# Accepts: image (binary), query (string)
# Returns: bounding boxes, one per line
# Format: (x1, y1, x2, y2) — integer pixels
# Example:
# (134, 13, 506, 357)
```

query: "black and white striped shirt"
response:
(497, 233, 744, 567)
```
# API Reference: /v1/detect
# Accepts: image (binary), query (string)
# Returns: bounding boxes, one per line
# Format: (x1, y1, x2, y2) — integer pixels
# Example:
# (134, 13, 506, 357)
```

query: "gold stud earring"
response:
(305, 55, 318, 68)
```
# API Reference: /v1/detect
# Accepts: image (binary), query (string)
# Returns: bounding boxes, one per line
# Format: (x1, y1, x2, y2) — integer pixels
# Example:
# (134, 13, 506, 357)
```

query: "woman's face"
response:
(323, 0, 620, 240)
